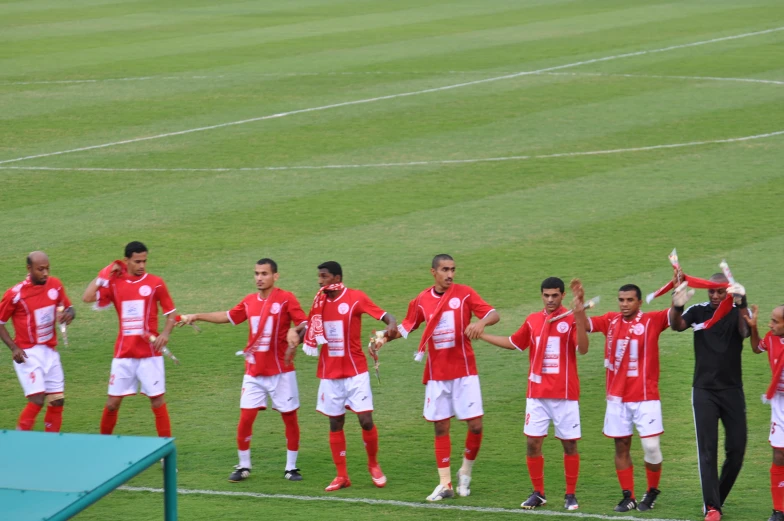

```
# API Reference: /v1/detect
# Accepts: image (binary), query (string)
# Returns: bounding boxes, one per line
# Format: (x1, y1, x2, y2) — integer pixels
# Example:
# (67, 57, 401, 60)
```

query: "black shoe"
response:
(769, 510, 784, 521)
(228, 465, 251, 482)
(521, 491, 547, 509)
(614, 490, 637, 512)
(637, 487, 660, 511)
(564, 493, 578, 510)
(284, 468, 303, 481)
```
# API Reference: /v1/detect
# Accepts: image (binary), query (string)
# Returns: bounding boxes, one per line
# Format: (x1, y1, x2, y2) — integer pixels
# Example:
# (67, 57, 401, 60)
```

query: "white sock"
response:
(286, 450, 298, 471)
(239, 449, 251, 469)
(460, 457, 475, 477)
(438, 466, 451, 487)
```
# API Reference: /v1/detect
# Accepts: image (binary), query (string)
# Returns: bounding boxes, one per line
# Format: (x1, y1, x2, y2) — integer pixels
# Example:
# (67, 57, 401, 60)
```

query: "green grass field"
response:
(1, 0, 783, 519)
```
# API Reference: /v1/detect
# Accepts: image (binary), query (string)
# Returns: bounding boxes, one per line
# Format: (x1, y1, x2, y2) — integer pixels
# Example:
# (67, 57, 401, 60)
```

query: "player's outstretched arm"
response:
(744, 305, 763, 353)
(0, 324, 26, 363)
(465, 310, 500, 340)
(373, 313, 398, 349)
(478, 333, 516, 350)
(152, 313, 178, 352)
(178, 312, 230, 325)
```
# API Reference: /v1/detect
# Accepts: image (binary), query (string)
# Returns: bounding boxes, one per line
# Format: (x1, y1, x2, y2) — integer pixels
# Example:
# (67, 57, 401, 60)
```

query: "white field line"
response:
(4, 71, 784, 87)
(0, 25, 782, 166)
(118, 486, 689, 521)
(2, 129, 782, 173)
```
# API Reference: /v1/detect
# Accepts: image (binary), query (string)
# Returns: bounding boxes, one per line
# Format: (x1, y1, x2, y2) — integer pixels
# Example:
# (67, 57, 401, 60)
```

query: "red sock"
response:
(44, 405, 63, 433)
(527, 455, 545, 494)
(771, 464, 784, 511)
(435, 434, 451, 468)
(646, 467, 661, 490)
(362, 425, 379, 467)
(152, 403, 171, 438)
(17, 402, 43, 431)
(617, 466, 635, 497)
(464, 431, 482, 461)
(281, 410, 299, 451)
(100, 406, 118, 435)
(329, 430, 348, 477)
(564, 453, 580, 495)
(237, 408, 258, 451)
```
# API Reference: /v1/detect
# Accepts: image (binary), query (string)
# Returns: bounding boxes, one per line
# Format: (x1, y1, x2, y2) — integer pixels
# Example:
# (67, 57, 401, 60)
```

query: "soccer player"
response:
(0, 251, 74, 432)
(385, 254, 499, 502)
(670, 273, 749, 521)
(178, 258, 308, 482)
(295, 261, 397, 492)
(746, 304, 784, 521)
(587, 282, 682, 513)
(478, 277, 589, 511)
(82, 241, 177, 439)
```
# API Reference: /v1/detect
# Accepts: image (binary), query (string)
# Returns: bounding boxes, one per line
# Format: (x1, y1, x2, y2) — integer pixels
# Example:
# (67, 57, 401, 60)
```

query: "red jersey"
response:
(228, 289, 308, 377)
(96, 273, 176, 359)
(0, 277, 72, 350)
(589, 309, 670, 402)
(399, 284, 495, 384)
(316, 288, 387, 380)
(759, 332, 784, 395)
(510, 306, 580, 400)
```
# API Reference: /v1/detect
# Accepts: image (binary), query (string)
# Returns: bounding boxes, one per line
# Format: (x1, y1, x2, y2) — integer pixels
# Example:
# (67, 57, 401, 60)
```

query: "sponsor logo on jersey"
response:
(139, 285, 152, 297)
(449, 297, 461, 310)
(633, 323, 645, 335)
(338, 303, 350, 315)
(271, 303, 281, 314)
(556, 321, 569, 334)
(47, 288, 59, 301)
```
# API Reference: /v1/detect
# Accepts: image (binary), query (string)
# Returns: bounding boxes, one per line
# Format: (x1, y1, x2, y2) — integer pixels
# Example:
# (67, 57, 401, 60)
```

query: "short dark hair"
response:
(540, 277, 565, 293)
(618, 284, 642, 300)
(256, 258, 278, 273)
(318, 261, 342, 277)
(26, 255, 32, 266)
(124, 241, 148, 258)
(432, 254, 454, 269)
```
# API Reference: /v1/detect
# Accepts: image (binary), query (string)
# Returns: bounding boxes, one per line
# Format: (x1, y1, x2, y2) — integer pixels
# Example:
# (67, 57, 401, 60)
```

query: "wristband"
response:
(673, 305, 684, 313)
(737, 295, 748, 309)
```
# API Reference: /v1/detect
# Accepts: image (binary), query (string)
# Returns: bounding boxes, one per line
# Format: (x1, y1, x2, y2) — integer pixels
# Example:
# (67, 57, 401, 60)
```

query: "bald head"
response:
(27, 251, 49, 266)
(709, 273, 729, 284)
(26, 251, 50, 285)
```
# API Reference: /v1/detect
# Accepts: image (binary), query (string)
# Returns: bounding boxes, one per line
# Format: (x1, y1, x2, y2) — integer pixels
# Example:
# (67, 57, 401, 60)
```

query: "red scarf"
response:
(243, 288, 280, 361)
(529, 306, 566, 383)
(303, 283, 345, 356)
(646, 273, 733, 330)
(604, 311, 644, 402)
(97, 260, 128, 287)
(414, 284, 456, 362)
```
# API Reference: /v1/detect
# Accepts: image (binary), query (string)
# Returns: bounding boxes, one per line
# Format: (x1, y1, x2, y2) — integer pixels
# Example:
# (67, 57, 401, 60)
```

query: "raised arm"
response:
(570, 279, 589, 355)
(744, 305, 763, 354)
(669, 281, 694, 332)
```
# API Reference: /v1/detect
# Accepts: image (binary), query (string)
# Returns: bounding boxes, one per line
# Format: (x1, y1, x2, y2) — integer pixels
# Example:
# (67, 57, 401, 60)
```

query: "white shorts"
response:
(108, 357, 166, 397)
(241, 371, 299, 413)
(525, 398, 581, 440)
(14, 345, 64, 397)
(603, 399, 664, 438)
(316, 372, 373, 417)
(424, 375, 484, 422)
(769, 394, 784, 448)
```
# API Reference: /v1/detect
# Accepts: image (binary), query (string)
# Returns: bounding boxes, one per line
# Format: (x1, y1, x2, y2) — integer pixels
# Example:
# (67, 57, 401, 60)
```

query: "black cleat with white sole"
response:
(637, 487, 660, 511)
(228, 465, 251, 482)
(521, 491, 547, 509)
(614, 490, 637, 512)
(564, 493, 579, 510)
(284, 468, 303, 481)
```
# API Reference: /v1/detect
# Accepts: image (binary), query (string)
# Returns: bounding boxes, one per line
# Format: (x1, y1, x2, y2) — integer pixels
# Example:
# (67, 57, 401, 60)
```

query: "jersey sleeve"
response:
(509, 320, 531, 351)
(58, 282, 72, 309)
(359, 292, 386, 321)
(681, 305, 698, 329)
(227, 300, 248, 325)
(588, 312, 611, 334)
(398, 297, 425, 338)
(469, 288, 495, 320)
(652, 308, 671, 332)
(0, 288, 16, 324)
(94, 285, 114, 311)
(287, 294, 309, 325)
(157, 281, 176, 315)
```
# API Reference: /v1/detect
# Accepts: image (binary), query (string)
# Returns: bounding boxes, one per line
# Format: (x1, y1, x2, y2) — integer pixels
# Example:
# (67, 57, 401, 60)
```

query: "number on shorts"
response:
(525, 413, 530, 425)
(29, 372, 36, 383)
(773, 422, 778, 435)
(109, 374, 115, 385)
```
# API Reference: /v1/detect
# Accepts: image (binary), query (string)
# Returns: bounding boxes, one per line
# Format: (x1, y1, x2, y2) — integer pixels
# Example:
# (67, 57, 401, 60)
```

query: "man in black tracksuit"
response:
(670, 274, 750, 521)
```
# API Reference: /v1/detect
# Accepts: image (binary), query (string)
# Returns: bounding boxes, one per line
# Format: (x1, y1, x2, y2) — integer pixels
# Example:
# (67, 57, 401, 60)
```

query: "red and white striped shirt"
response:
(399, 284, 495, 384)
(96, 273, 176, 358)
(228, 289, 308, 377)
(0, 276, 71, 350)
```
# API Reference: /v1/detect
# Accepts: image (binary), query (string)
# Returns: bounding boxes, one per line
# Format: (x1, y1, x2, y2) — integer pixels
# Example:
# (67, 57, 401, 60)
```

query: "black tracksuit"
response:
(682, 303, 747, 513)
